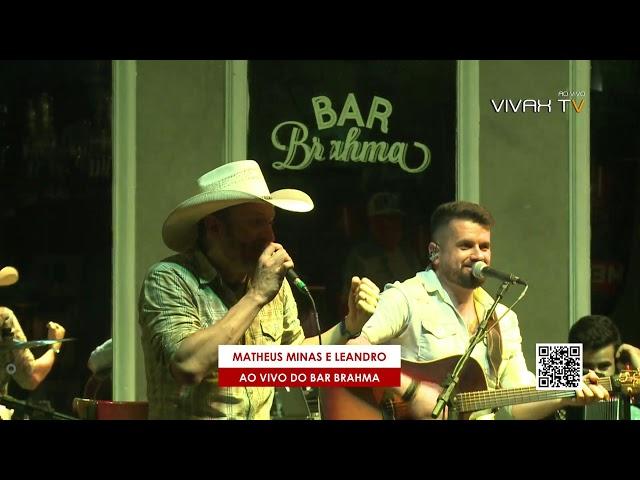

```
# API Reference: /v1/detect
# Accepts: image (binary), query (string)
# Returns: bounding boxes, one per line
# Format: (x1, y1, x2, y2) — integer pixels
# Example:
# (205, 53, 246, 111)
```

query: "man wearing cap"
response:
(0, 266, 66, 420)
(139, 160, 379, 419)
(342, 191, 422, 303)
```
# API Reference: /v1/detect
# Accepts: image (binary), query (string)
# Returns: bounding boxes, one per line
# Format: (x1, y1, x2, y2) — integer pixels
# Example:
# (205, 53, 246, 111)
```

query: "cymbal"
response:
(0, 337, 76, 351)
(0, 266, 19, 287)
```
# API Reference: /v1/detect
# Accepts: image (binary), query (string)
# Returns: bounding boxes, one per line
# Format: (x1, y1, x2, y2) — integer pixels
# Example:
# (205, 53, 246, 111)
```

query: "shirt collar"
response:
(190, 248, 220, 286)
(189, 248, 247, 307)
(418, 268, 446, 295)
(417, 268, 495, 308)
(472, 285, 496, 309)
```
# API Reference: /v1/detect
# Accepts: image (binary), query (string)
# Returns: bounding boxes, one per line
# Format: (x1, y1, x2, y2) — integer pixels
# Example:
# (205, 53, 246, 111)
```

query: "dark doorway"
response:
(0, 61, 112, 417)
(590, 60, 640, 347)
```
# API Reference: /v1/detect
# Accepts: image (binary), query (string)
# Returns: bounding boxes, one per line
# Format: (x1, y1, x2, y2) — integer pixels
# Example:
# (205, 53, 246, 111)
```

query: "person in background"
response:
(555, 315, 640, 420)
(342, 191, 422, 303)
(0, 265, 66, 419)
(83, 337, 112, 400)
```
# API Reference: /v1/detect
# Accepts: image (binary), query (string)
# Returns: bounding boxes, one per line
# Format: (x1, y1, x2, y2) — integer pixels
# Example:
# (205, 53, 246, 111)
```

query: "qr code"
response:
(536, 343, 582, 390)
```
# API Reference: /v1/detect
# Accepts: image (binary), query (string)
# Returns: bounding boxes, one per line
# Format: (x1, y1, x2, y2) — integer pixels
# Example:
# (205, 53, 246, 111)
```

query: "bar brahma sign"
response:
(270, 93, 431, 174)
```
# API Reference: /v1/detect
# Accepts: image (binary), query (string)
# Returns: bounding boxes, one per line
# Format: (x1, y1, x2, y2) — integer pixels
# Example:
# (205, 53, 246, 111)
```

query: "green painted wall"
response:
(479, 60, 572, 372)
(134, 60, 226, 398)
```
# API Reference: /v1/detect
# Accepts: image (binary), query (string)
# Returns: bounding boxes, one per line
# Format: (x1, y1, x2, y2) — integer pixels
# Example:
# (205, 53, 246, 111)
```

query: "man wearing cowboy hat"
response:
(139, 160, 380, 419)
(1, 266, 66, 419)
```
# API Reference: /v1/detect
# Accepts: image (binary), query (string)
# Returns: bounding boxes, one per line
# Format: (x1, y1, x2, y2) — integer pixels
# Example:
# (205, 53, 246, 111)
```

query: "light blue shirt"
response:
(361, 269, 535, 417)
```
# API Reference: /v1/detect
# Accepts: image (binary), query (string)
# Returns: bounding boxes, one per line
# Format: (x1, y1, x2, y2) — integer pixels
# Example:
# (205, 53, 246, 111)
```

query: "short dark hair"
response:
(430, 201, 495, 240)
(569, 315, 622, 352)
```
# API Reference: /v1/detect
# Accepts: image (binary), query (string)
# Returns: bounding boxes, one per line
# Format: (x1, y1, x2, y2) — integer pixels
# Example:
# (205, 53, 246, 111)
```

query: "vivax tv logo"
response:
(490, 90, 586, 114)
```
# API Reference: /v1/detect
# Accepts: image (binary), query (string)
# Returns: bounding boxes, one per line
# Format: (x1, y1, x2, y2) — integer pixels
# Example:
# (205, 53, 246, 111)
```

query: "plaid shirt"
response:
(0, 307, 36, 396)
(139, 249, 304, 419)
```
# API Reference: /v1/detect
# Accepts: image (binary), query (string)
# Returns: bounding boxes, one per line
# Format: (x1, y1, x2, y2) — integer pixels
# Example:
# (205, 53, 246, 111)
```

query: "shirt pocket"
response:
(420, 315, 458, 339)
(260, 317, 284, 344)
(418, 310, 460, 360)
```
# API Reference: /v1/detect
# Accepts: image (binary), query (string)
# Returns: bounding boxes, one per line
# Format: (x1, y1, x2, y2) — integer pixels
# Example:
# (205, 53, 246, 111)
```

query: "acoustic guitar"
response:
(319, 355, 640, 420)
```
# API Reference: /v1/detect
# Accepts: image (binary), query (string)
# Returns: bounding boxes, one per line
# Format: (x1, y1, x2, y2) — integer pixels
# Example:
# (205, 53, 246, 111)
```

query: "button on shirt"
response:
(139, 249, 305, 419)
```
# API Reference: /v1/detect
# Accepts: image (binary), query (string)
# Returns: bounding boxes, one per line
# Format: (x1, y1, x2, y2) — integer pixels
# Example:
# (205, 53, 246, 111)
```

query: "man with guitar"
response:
(346, 201, 609, 419)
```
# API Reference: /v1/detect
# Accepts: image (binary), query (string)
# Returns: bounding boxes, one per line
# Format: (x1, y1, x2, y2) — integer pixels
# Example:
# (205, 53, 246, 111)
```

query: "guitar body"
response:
(319, 355, 488, 420)
(319, 356, 639, 420)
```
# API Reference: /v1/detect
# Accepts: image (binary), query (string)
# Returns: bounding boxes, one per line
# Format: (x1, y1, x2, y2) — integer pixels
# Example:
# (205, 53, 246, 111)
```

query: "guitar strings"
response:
(455, 376, 614, 412)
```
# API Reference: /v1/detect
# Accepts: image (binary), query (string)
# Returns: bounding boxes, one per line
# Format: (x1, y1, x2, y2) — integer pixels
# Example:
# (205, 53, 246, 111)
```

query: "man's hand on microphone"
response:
(344, 276, 380, 337)
(248, 243, 293, 306)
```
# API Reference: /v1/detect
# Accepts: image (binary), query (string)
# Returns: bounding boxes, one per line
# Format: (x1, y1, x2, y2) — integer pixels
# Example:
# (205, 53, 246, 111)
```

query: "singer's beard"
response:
(445, 264, 486, 290)
(463, 272, 485, 289)
(218, 233, 270, 275)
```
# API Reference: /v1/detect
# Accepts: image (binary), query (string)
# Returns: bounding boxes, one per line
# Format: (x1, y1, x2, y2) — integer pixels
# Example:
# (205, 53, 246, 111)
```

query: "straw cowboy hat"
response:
(162, 160, 314, 252)
(0, 266, 18, 287)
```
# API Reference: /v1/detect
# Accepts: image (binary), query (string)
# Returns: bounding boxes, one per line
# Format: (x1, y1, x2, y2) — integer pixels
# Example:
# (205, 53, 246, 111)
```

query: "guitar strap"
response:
(485, 310, 503, 388)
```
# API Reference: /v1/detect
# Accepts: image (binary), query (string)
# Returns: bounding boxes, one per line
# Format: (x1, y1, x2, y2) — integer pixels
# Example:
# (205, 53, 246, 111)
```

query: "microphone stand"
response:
(290, 276, 322, 419)
(431, 281, 511, 419)
(304, 289, 322, 420)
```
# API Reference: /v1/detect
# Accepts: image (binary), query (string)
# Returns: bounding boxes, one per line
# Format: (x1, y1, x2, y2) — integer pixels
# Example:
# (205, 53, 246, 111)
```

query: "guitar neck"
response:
(452, 377, 613, 413)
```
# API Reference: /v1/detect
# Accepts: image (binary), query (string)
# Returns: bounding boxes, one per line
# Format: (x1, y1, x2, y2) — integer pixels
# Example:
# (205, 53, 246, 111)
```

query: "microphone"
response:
(287, 269, 309, 293)
(471, 261, 527, 285)
(286, 268, 323, 348)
